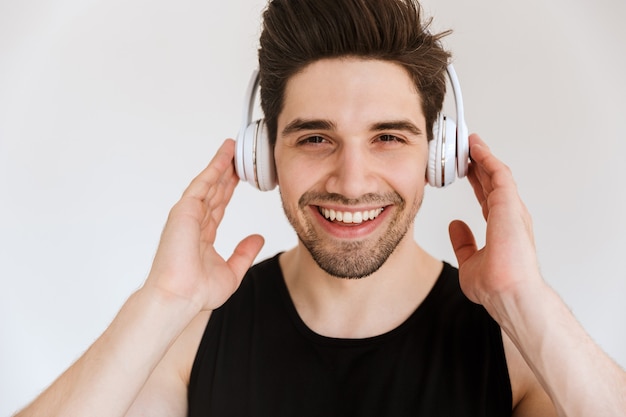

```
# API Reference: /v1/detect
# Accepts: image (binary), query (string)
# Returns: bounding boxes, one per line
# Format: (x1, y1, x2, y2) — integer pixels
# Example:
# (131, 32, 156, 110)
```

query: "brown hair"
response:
(258, 0, 452, 145)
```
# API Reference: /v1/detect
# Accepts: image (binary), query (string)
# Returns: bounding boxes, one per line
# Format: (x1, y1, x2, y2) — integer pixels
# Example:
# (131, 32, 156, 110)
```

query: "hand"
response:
(448, 134, 542, 309)
(448, 136, 626, 417)
(144, 139, 264, 312)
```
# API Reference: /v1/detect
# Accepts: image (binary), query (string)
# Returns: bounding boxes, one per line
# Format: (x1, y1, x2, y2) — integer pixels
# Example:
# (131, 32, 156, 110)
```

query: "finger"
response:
(226, 234, 265, 280)
(468, 135, 496, 195)
(193, 170, 241, 246)
(467, 165, 489, 220)
(184, 139, 237, 200)
(202, 167, 239, 226)
(469, 134, 515, 192)
(468, 134, 523, 217)
(217, 166, 240, 211)
(448, 220, 478, 267)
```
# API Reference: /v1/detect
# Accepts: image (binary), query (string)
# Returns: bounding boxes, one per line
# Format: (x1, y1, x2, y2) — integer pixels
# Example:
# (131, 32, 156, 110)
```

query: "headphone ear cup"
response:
(427, 113, 443, 187)
(427, 113, 458, 188)
(441, 116, 457, 187)
(235, 121, 257, 186)
(254, 119, 277, 191)
(455, 121, 469, 179)
(234, 118, 277, 191)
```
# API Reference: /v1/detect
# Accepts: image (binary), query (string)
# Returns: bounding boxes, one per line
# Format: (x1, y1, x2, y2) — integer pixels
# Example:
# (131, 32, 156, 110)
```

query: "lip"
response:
(310, 204, 392, 239)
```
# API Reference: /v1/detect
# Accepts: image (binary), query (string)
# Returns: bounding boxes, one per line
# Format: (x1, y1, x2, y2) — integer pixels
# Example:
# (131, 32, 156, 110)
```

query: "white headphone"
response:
(235, 64, 468, 191)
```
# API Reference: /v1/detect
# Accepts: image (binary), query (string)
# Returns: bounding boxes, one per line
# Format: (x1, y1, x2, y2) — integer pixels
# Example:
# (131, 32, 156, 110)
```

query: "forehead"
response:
(279, 58, 425, 131)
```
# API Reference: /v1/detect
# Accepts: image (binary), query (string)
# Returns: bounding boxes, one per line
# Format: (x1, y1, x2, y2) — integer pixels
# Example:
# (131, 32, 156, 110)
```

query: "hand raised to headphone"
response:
(144, 139, 265, 312)
(448, 134, 543, 316)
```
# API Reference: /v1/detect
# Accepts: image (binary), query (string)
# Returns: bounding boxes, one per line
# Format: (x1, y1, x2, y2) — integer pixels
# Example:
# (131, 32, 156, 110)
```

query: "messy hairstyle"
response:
(258, 0, 452, 144)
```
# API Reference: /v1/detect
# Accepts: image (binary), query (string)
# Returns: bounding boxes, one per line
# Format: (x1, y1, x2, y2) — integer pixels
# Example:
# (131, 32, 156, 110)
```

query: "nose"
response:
(325, 144, 377, 199)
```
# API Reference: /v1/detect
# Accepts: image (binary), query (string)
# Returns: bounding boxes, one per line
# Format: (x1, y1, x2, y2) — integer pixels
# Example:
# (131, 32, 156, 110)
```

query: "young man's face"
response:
(274, 58, 429, 278)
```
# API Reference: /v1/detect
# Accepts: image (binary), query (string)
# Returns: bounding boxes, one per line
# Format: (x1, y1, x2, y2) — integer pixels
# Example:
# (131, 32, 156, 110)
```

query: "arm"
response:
(448, 134, 626, 417)
(14, 139, 264, 417)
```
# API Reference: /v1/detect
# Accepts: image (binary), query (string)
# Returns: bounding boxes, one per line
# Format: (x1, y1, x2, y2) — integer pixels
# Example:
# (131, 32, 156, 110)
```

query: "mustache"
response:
(298, 191, 404, 208)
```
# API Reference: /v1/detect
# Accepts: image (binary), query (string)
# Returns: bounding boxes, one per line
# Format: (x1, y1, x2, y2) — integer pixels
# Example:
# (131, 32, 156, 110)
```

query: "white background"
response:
(1, 0, 625, 414)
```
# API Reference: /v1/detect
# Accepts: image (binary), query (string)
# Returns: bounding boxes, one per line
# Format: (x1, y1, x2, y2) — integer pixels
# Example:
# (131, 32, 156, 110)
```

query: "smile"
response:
(317, 206, 384, 224)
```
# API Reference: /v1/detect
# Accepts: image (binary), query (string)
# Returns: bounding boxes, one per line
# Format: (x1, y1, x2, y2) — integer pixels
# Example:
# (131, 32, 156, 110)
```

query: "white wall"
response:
(1, 0, 624, 414)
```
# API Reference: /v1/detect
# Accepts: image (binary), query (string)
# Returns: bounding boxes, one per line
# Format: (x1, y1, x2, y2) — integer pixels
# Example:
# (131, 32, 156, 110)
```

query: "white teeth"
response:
(319, 207, 383, 224)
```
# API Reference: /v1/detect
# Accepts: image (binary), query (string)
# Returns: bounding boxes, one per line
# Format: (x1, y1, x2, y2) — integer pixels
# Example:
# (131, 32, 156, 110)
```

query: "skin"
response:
(274, 58, 556, 412)
(276, 59, 431, 277)
(14, 58, 625, 417)
(275, 58, 444, 339)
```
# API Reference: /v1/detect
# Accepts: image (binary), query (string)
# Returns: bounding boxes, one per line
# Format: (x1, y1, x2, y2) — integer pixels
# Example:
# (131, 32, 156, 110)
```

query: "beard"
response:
(281, 190, 423, 279)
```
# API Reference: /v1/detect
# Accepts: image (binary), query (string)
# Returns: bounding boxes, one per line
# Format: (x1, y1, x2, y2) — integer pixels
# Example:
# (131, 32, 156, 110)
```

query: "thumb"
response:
(448, 220, 478, 267)
(227, 234, 265, 280)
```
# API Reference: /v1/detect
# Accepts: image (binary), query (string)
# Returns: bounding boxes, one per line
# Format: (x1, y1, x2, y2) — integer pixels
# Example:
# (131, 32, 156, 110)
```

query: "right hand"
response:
(448, 134, 541, 313)
(143, 139, 264, 312)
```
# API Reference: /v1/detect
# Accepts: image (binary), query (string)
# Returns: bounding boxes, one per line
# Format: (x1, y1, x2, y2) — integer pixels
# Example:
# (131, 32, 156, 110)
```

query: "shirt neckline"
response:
(271, 255, 453, 347)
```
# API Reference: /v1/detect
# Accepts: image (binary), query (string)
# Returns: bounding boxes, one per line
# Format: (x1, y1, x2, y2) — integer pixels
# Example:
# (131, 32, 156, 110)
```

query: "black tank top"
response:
(188, 254, 512, 416)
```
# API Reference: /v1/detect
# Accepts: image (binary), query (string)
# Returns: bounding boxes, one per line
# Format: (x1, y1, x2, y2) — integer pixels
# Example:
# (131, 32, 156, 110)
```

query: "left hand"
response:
(448, 134, 543, 310)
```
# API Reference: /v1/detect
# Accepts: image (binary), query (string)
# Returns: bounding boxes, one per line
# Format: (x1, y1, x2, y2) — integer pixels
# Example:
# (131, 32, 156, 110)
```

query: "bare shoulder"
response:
(171, 310, 212, 383)
(125, 311, 211, 417)
(502, 329, 558, 417)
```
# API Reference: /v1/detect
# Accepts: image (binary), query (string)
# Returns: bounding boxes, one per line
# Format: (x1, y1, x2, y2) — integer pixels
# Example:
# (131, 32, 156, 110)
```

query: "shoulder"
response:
(126, 310, 211, 416)
(438, 264, 555, 414)
(171, 255, 283, 386)
(502, 332, 557, 416)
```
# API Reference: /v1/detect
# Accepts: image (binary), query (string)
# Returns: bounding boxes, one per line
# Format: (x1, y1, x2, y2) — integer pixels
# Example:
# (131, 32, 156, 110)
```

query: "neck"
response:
(279, 232, 442, 339)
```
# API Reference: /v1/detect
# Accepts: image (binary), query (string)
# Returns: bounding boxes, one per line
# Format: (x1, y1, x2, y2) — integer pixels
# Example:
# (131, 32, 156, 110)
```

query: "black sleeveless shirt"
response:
(188, 254, 512, 416)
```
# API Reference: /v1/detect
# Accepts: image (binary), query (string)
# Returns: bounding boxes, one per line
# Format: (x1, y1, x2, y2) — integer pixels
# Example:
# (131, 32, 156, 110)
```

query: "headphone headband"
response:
(446, 64, 469, 179)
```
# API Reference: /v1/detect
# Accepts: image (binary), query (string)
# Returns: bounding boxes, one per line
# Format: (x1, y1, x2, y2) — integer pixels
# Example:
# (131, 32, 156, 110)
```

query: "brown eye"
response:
(378, 134, 404, 143)
(301, 135, 326, 144)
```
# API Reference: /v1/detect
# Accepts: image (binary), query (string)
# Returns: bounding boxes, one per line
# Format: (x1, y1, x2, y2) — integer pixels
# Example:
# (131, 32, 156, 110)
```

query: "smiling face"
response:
(274, 58, 429, 279)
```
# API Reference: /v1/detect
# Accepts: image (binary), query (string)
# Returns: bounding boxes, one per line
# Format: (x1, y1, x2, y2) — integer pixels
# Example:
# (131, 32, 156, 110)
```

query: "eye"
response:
(298, 135, 327, 145)
(377, 134, 405, 143)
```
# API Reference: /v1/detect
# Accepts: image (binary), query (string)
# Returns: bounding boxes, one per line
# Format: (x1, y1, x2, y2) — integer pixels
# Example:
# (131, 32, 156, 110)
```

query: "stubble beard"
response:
(282, 190, 423, 279)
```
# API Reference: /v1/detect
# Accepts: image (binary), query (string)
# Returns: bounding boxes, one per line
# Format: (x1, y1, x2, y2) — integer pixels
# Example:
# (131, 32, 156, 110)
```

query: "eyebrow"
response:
(370, 120, 423, 136)
(281, 118, 423, 137)
(281, 118, 336, 136)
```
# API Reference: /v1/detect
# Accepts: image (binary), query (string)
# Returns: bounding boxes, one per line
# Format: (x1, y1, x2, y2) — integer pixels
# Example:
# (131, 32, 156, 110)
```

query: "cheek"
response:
(275, 153, 311, 211)
(388, 155, 428, 190)
(389, 163, 428, 215)
(275, 147, 327, 192)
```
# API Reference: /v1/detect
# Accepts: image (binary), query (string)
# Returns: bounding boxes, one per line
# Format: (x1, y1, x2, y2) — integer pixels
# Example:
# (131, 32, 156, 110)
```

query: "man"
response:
(14, 0, 626, 416)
